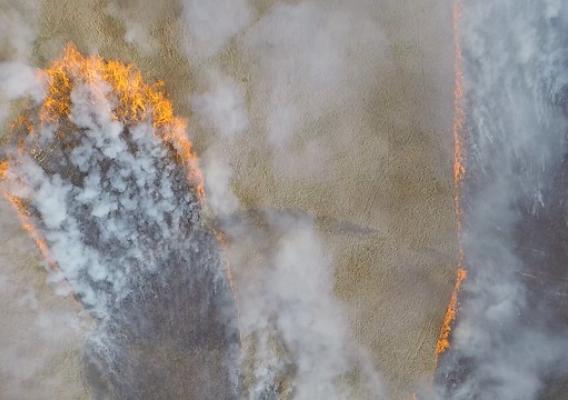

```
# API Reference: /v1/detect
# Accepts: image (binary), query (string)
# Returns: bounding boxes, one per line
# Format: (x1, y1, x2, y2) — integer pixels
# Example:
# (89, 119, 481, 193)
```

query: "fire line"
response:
(0, 43, 207, 304)
(435, 0, 468, 362)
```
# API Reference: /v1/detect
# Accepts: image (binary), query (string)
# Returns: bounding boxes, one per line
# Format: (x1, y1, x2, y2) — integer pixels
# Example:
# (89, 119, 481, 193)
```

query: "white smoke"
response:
(0, 0, 38, 61)
(0, 62, 45, 102)
(0, 199, 90, 399)
(433, 1, 568, 399)
(192, 69, 249, 139)
(1, 49, 241, 397)
(232, 212, 385, 399)
(181, 0, 254, 62)
(0, 0, 438, 397)
(0, 4, 88, 399)
(238, 0, 388, 178)
(191, 69, 248, 217)
(102, 1, 182, 55)
(0, 0, 41, 129)
(4, 77, 202, 313)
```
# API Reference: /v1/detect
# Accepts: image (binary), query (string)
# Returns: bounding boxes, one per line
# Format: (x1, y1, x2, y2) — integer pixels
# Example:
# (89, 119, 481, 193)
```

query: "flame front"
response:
(0, 161, 7, 181)
(435, 0, 467, 362)
(38, 43, 203, 197)
(435, 267, 467, 357)
(452, 0, 466, 230)
(0, 44, 206, 299)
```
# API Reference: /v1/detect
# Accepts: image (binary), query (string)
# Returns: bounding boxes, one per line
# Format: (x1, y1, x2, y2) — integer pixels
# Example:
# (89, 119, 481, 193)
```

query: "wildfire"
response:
(0, 161, 7, 180)
(435, 267, 467, 356)
(435, 0, 467, 361)
(452, 0, 466, 227)
(4, 194, 55, 269)
(0, 43, 206, 299)
(39, 43, 203, 197)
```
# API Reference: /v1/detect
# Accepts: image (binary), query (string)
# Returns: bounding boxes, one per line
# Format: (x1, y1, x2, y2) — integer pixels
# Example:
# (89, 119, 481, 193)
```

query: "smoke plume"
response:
(434, 1, 568, 399)
(0, 0, 460, 398)
(1, 47, 240, 399)
(184, 0, 389, 397)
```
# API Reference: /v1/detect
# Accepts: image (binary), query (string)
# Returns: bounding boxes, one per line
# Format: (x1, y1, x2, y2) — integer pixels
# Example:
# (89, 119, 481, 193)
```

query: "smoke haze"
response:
(434, 1, 568, 399)
(0, 0, 463, 399)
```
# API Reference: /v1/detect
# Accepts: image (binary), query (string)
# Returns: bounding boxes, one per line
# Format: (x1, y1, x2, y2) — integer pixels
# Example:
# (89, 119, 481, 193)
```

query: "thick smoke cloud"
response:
(434, 1, 568, 399)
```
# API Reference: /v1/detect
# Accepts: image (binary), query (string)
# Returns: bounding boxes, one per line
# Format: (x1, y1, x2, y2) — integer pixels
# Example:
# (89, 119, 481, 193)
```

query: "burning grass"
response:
(434, 0, 468, 362)
(6, 43, 203, 197)
(0, 43, 207, 307)
(0, 45, 241, 397)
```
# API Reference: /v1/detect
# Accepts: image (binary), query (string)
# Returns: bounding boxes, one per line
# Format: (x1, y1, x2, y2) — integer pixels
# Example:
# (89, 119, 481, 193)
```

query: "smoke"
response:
(192, 69, 249, 140)
(230, 211, 385, 399)
(434, 1, 568, 399)
(0, 0, 457, 398)
(0, 3, 87, 399)
(0, 0, 38, 61)
(238, 0, 388, 178)
(0, 0, 41, 128)
(191, 69, 249, 217)
(103, 1, 173, 54)
(0, 63, 45, 101)
(1, 50, 240, 398)
(181, 0, 253, 62)
(182, 0, 388, 397)
(0, 199, 90, 399)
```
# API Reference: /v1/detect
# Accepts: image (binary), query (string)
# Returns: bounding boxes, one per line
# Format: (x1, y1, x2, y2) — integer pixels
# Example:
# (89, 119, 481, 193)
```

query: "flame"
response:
(0, 43, 207, 301)
(435, 0, 468, 361)
(435, 267, 467, 357)
(452, 0, 466, 230)
(212, 227, 242, 347)
(3, 194, 55, 269)
(39, 43, 203, 197)
(2, 191, 84, 305)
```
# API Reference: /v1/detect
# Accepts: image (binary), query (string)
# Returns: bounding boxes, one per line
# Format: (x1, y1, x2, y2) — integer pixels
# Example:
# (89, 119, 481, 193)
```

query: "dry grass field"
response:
(0, 0, 458, 398)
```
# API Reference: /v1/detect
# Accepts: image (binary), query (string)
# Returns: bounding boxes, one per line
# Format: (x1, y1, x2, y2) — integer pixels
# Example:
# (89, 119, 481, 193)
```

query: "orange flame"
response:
(435, 0, 468, 361)
(435, 267, 467, 357)
(0, 161, 8, 181)
(2, 191, 82, 303)
(39, 43, 203, 197)
(452, 0, 466, 229)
